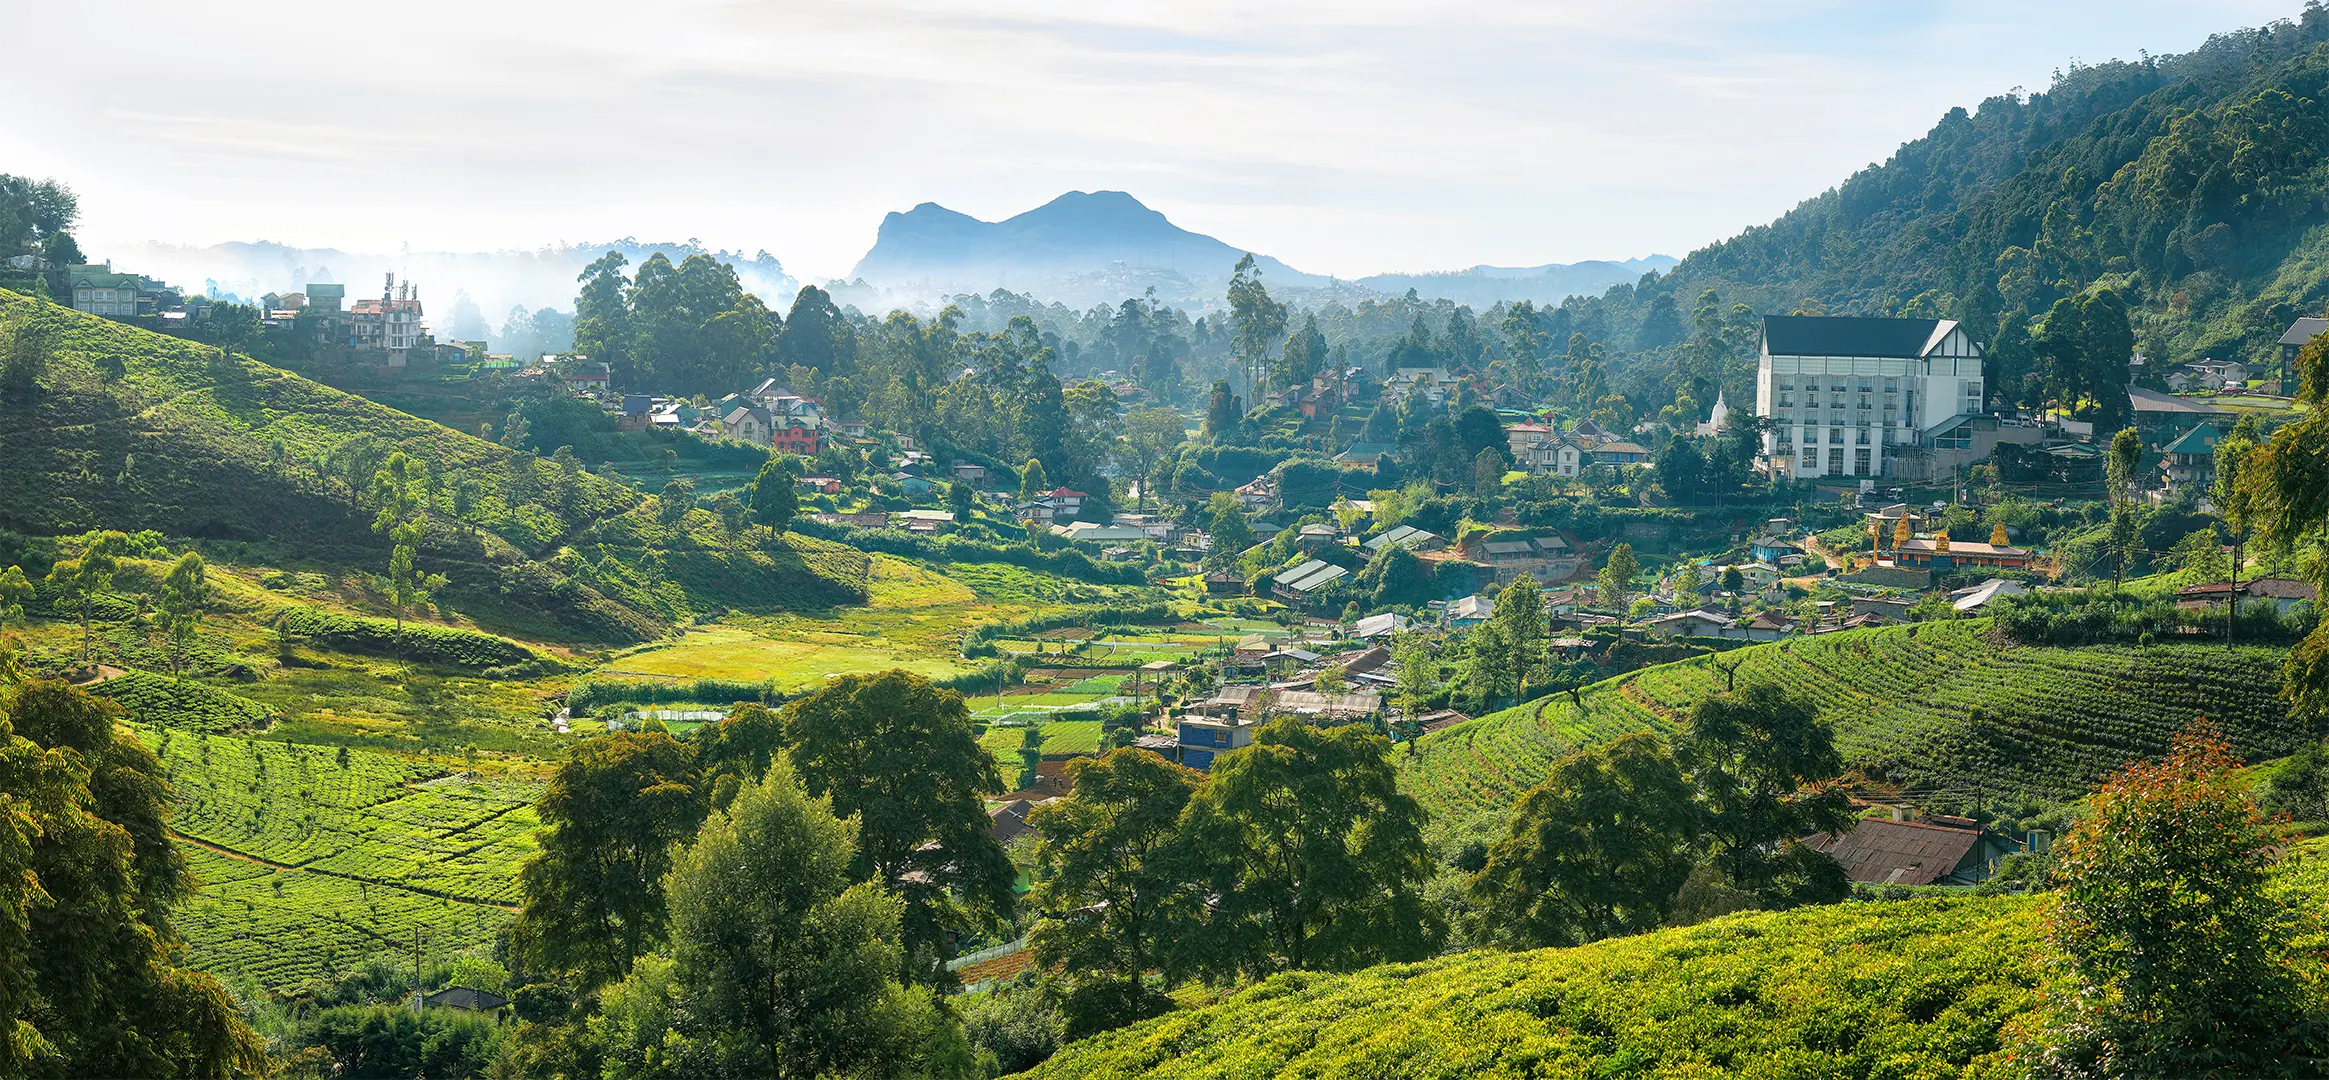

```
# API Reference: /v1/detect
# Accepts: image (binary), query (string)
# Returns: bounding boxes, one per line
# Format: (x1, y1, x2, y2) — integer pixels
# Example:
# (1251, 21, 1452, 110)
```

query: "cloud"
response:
(0, 0, 2301, 285)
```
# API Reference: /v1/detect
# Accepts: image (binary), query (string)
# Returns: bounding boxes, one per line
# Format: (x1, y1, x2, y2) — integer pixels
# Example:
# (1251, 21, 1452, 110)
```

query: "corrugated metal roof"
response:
(1806, 817, 1983, 886)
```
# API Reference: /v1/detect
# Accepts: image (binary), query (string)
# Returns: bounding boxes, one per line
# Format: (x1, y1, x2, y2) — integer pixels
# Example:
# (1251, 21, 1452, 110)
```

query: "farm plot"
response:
(979, 720, 1107, 765)
(178, 847, 509, 995)
(136, 727, 541, 988)
(1400, 619, 2310, 827)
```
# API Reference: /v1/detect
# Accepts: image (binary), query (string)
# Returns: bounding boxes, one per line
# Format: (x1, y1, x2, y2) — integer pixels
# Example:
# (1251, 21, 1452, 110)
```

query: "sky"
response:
(1, 0, 2303, 283)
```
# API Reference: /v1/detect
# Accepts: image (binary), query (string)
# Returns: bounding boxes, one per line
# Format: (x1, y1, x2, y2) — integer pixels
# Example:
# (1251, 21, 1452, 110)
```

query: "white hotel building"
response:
(1755, 315, 1986, 480)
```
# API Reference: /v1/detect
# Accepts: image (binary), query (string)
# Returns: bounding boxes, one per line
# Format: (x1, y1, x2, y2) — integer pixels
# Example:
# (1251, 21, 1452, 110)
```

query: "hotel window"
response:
(1800, 449, 1817, 469)
(1885, 377, 1899, 393)
(1855, 448, 1873, 475)
(1857, 378, 1874, 393)
(1827, 448, 1845, 473)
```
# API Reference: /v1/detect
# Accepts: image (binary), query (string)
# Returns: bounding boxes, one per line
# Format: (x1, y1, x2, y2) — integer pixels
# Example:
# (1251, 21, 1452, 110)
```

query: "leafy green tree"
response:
(1018, 457, 1051, 504)
(775, 285, 850, 374)
(1596, 542, 1637, 610)
(2022, 722, 2319, 1077)
(1472, 446, 1508, 496)
(292, 1006, 502, 1080)
(1492, 574, 1546, 683)
(656, 477, 695, 528)
(2107, 500, 2142, 586)
(947, 480, 974, 521)
(1017, 359, 1073, 485)
(2036, 291, 2134, 432)
(514, 732, 705, 989)
(0, 680, 266, 1078)
(2169, 525, 2229, 584)
(0, 308, 56, 402)
(2244, 333, 2329, 714)
(550, 445, 586, 517)
(750, 456, 799, 536)
(0, 565, 31, 685)
(1462, 622, 1516, 711)
(1675, 685, 1852, 905)
(156, 552, 208, 679)
(779, 671, 1014, 981)
(593, 761, 973, 1080)
(1204, 492, 1254, 567)
(1470, 733, 1701, 948)
(43, 530, 123, 665)
(2105, 427, 2143, 506)
(1174, 718, 1439, 980)
(1391, 634, 1438, 754)
(1226, 254, 1288, 400)
(1118, 407, 1187, 511)
(1673, 561, 1705, 606)
(1202, 379, 1240, 441)
(1027, 748, 1202, 1036)
(573, 250, 634, 376)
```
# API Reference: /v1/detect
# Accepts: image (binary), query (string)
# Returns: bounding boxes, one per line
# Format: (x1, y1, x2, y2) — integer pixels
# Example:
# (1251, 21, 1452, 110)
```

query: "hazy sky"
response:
(1, 0, 2299, 282)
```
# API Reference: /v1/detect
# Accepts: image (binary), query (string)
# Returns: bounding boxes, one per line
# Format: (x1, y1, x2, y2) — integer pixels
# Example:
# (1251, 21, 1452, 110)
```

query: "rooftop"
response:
(1762, 315, 1960, 359)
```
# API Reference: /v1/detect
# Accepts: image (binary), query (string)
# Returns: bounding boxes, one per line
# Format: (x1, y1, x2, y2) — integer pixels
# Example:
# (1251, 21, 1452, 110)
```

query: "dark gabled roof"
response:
(2281, 317, 2329, 346)
(1763, 316, 1956, 359)
(421, 986, 509, 1011)
(1805, 817, 1982, 886)
(2128, 386, 2232, 416)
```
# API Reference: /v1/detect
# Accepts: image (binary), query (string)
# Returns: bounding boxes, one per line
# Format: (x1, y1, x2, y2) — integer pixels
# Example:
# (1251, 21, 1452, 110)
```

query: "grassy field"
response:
(597, 554, 1171, 692)
(1402, 619, 2310, 828)
(603, 625, 975, 689)
(138, 726, 537, 993)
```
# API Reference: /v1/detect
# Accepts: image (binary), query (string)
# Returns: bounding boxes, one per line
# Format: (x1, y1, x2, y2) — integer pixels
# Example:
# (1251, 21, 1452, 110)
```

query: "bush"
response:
(566, 677, 780, 714)
(90, 671, 273, 733)
(786, 519, 1146, 585)
(273, 606, 535, 667)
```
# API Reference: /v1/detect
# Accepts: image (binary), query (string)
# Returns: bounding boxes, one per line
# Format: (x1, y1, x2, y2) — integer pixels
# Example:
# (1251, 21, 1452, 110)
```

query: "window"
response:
(1885, 377, 1899, 393)
(1801, 449, 1818, 469)
(1778, 380, 1794, 390)
(1855, 448, 1872, 475)
(1827, 448, 1845, 473)
(1858, 379, 1874, 393)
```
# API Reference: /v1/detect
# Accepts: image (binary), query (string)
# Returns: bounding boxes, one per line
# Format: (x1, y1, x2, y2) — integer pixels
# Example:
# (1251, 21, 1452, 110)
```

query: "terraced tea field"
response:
(1401, 619, 2311, 826)
(137, 727, 539, 991)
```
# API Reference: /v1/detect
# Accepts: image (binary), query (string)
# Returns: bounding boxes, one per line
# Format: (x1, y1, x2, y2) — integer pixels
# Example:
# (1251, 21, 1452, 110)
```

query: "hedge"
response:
(566, 677, 782, 713)
(785, 520, 1147, 585)
(273, 606, 535, 668)
(91, 671, 274, 733)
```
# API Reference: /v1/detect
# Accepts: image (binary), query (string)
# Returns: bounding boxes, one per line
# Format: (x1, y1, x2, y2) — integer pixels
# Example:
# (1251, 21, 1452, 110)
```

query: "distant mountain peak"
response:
(850, 191, 1318, 300)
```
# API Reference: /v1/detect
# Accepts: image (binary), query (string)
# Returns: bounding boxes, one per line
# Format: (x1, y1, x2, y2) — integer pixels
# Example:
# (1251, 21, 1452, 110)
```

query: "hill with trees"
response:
(0, 289, 869, 642)
(1401, 618, 2313, 831)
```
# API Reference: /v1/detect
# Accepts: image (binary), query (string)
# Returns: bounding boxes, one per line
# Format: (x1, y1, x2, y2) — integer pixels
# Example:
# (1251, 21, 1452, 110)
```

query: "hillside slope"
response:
(1025, 894, 2040, 1079)
(0, 290, 866, 641)
(1569, 13, 2329, 398)
(1400, 620, 2311, 827)
(1028, 850, 2329, 1080)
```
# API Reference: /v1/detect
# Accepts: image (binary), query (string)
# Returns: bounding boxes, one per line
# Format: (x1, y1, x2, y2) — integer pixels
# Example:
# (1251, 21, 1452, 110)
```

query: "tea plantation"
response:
(135, 726, 539, 992)
(1401, 619, 2312, 826)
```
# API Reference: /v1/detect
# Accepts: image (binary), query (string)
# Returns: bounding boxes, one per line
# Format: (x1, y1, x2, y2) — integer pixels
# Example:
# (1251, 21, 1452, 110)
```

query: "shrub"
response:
(272, 606, 534, 668)
(90, 671, 273, 733)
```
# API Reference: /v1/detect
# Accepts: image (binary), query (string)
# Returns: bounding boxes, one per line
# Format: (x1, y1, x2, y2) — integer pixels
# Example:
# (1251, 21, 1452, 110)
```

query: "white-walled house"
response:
(1755, 315, 1987, 480)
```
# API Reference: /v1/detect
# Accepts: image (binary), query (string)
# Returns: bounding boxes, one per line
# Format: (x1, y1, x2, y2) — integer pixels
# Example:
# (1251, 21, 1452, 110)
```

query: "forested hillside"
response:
(0, 290, 869, 641)
(1551, 10, 2329, 407)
